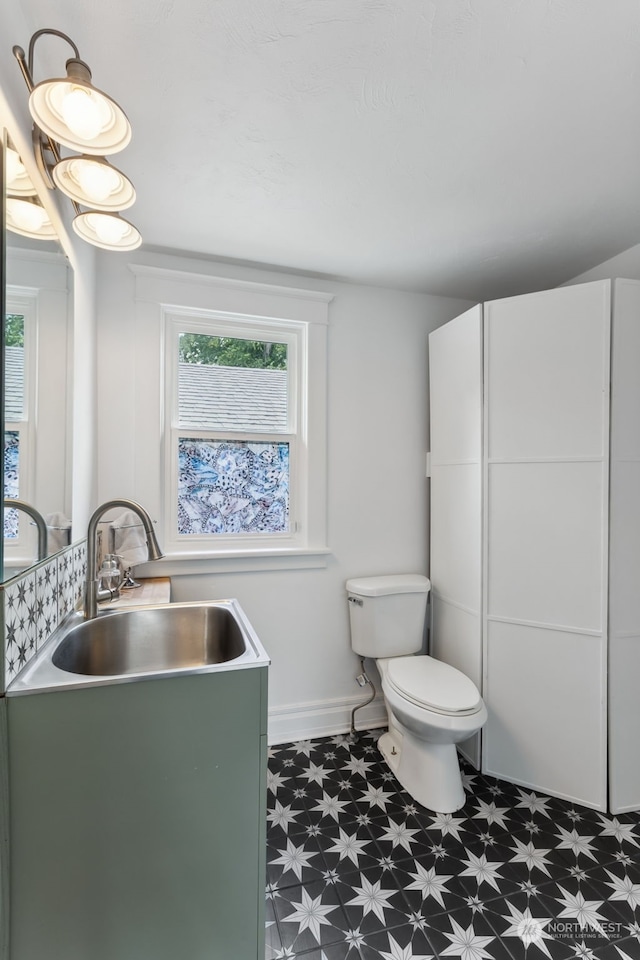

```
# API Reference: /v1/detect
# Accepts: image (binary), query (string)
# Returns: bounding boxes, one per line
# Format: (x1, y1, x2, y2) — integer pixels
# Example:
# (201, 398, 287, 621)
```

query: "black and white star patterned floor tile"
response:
(265, 731, 640, 959)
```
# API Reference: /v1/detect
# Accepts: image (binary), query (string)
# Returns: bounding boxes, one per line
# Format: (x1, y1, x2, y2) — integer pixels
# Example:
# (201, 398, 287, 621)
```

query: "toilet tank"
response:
(346, 575, 430, 659)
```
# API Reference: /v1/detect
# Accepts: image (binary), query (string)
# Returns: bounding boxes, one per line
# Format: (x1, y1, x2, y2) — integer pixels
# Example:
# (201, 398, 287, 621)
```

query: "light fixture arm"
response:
(31, 126, 81, 215)
(13, 29, 81, 89)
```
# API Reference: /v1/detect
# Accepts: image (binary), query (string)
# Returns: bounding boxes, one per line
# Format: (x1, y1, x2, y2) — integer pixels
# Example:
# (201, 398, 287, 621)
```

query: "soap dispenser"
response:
(97, 554, 124, 597)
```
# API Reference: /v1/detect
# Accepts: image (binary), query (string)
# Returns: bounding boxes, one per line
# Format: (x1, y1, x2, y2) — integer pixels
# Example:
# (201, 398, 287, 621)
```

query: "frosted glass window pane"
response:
(178, 438, 289, 535)
(178, 333, 288, 432)
(4, 431, 20, 540)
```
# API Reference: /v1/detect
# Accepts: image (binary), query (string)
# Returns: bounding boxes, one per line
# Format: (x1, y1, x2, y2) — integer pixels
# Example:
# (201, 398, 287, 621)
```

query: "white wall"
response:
(95, 250, 472, 741)
(564, 243, 640, 285)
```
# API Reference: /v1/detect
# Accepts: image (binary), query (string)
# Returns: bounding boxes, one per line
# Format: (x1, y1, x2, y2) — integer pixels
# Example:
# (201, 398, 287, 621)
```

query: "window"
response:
(165, 311, 310, 554)
(4, 296, 36, 553)
(130, 265, 330, 567)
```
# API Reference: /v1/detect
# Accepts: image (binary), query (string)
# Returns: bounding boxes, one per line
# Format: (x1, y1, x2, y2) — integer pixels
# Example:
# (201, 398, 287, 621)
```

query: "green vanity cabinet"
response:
(7, 664, 268, 960)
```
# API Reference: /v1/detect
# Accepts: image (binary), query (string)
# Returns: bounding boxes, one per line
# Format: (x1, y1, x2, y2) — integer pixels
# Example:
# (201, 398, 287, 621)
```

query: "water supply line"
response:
(350, 658, 375, 738)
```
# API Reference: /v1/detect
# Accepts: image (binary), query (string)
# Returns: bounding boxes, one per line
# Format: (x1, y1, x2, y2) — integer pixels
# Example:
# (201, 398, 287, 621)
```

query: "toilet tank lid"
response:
(346, 574, 431, 597)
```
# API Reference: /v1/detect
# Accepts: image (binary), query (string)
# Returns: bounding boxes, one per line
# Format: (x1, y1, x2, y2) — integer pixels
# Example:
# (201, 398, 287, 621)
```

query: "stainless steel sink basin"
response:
(7, 600, 270, 695)
(52, 604, 246, 676)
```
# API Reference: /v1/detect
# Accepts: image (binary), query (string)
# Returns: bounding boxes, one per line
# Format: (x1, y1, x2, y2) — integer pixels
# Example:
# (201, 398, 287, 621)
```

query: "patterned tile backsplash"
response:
(2, 540, 87, 692)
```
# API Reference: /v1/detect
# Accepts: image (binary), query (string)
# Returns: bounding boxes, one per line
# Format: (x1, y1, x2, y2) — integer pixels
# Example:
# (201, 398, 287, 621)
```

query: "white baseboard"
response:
(268, 693, 387, 745)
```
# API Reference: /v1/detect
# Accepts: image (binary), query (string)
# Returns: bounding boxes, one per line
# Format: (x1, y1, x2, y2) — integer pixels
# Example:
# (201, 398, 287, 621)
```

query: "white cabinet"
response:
(429, 279, 640, 813)
(428, 306, 483, 769)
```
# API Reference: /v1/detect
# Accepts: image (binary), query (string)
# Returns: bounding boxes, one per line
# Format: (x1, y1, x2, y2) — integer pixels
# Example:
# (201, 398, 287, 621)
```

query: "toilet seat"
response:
(384, 655, 481, 716)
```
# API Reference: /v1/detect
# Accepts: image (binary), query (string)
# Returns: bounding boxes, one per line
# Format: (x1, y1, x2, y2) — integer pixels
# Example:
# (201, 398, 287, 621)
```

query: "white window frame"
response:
(164, 309, 308, 554)
(128, 265, 332, 570)
(4, 290, 37, 563)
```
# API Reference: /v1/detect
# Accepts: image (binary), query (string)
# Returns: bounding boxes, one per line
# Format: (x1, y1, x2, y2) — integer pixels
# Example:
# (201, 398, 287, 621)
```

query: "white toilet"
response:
(346, 574, 487, 813)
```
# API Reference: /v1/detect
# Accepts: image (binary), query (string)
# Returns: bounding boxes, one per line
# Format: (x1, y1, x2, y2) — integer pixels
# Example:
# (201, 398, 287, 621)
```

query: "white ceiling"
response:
(14, 0, 640, 299)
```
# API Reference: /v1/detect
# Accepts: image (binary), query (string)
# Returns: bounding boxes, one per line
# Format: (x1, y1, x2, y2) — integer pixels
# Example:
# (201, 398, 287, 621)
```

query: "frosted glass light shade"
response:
(5, 146, 37, 196)
(53, 155, 136, 210)
(6, 197, 56, 240)
(29, 59, 131, 155)
(72, 211, 142, 251)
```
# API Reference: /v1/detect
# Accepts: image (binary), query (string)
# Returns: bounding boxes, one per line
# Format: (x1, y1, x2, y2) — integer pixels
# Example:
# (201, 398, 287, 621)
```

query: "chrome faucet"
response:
(85, 499, 163, 619)
(4, 498, 48, 561)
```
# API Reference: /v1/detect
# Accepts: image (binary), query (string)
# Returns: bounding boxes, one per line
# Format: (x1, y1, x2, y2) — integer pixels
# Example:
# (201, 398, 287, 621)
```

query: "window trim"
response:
(128, 264, 332, 569)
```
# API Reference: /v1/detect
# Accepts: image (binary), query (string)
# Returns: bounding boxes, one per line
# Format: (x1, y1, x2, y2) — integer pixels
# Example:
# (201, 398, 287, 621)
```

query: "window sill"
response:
(133, 546, 332, 577)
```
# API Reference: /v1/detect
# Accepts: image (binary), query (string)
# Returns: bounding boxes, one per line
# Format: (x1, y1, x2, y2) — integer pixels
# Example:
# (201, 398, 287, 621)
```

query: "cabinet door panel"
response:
(609, 279, 640, 812)
(429, 306, 483, 466)
(487, 460, 606, 632)
(484, 621, 606, 810)
(429, 306, 483, 768)
(483, 281, 609, 808)
(485, 282, 610, 461)
(609, 636, 640, 813)
(430, 465, 482, 615)
(609, 460, 640, 636)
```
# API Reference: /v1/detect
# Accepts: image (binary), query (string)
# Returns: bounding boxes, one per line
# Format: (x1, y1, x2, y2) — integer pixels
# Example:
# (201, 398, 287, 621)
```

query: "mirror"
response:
(2, 129, 73, 581)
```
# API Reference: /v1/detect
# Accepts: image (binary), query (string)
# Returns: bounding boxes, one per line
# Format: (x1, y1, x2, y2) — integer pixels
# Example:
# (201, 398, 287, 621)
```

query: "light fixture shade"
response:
(5, 146, 38, 196)
(52, 155, 136, 211)
(29, 58, 132, 155)
(6, 197, 57, 240)
(72, 210, 142, 251)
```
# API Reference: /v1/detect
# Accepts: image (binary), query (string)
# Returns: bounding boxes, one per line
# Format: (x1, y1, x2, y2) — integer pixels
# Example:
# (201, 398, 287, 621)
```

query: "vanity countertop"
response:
(98, 576, 171, 609)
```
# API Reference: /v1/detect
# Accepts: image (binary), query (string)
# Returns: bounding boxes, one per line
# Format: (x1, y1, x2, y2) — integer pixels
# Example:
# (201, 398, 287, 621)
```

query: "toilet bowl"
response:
(376, 655, 487, 813)
(346, 574, 487, 814)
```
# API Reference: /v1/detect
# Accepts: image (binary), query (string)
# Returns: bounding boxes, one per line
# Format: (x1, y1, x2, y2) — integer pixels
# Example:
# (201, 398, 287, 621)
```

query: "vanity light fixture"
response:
(12, 28, 141, 251)
(52, 156, 136, 212)
(28, 57, 131, 156)
(5, 196, 57, 240)
(72, 210, 141, 251)
(5, 145, 38, 196)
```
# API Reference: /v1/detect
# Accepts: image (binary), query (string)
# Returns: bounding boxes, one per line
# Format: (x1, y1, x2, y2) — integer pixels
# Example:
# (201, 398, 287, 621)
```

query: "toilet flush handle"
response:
(348, 596, 363, 606)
